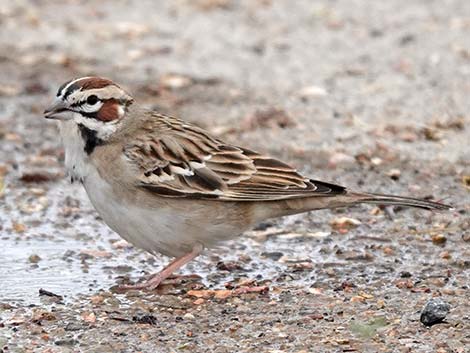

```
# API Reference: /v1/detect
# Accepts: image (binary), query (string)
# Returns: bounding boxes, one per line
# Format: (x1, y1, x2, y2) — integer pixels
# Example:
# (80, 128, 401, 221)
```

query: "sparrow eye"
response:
(87, 95, 99, 105)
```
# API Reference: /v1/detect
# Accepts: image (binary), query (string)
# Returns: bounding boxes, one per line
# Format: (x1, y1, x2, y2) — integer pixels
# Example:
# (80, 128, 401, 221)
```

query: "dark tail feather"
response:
(352, 192, 453, 211)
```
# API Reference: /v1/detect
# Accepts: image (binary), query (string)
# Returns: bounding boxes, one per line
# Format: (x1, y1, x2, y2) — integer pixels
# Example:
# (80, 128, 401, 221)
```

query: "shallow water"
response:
(0, 179, 319, 303)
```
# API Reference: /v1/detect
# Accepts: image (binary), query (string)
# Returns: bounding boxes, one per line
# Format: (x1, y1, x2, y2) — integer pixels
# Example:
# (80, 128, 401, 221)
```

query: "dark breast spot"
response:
(78, 124, 103, 155)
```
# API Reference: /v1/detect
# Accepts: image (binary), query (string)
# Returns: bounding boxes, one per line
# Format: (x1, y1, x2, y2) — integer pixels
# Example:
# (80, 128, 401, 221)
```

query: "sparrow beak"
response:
(44, 99, 72, 120)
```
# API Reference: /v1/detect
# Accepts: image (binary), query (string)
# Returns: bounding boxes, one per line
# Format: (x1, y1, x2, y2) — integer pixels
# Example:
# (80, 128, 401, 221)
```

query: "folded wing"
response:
(124, 114, 346, 201)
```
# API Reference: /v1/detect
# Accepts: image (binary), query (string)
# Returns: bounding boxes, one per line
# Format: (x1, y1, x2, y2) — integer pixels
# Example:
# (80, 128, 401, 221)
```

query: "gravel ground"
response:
(0, 1, 469, 352)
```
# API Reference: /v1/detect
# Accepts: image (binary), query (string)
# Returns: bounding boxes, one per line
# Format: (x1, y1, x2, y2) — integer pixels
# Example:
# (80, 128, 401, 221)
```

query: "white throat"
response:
(58, 120, 92, 183)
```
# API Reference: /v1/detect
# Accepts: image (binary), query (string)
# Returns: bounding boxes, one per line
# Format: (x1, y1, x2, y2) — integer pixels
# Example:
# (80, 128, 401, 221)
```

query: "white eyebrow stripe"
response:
(65, 85, 125, 106)
(60, 77, 92, 98)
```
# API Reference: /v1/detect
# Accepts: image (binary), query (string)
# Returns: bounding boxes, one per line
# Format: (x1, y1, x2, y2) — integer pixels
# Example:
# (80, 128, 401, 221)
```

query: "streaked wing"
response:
(124, 114, 346, 201)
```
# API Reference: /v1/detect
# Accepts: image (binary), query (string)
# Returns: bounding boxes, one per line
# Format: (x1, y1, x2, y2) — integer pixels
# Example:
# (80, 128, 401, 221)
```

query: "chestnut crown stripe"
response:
(81, 77, 116, 90)
(58, 77, 117, 99)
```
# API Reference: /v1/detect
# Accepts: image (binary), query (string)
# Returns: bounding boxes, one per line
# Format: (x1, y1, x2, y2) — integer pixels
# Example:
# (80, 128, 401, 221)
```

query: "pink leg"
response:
(120, 244, 203, 291)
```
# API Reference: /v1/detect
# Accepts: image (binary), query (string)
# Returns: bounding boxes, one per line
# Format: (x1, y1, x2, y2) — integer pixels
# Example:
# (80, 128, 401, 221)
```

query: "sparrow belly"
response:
(82, 168, 252, 257)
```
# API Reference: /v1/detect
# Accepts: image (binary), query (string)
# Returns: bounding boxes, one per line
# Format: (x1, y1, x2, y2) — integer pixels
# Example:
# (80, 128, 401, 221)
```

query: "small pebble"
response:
(193, 298, 205, 305)
(260, 251, 284, 261)
(386, 168, 401, 180)
(439, 251, 451, 259)
(400, 271, 412, 278)
(29, 254, 41, 263)
(12, 222, 27, 233)
(330, 217, 362, 230)
(297, 85, 328, 98)
(371, 157, 383, 166)
(462, 175, 470, 189)
(132, 314, 157, 325)
(183, 313, 195, 320)
(38, 288, 63, 301)
(54, 338, 79, 346)
(432, 234, 447, 245)
(420, 298, 451, 326)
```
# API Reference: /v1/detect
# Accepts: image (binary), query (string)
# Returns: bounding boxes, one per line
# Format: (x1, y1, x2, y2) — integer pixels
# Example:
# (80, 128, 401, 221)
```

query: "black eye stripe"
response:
(70, 97, 107, 108)
(79, 111, 99, 119)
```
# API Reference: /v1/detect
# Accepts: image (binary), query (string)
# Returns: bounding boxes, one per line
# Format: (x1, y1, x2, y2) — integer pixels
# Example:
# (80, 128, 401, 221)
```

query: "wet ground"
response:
(0, 1, 469, 352)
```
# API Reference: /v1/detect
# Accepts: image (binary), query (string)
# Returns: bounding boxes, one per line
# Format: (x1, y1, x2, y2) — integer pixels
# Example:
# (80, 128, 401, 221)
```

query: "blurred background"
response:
(0, 1, 468, 352)
(1, 0, 469, 162)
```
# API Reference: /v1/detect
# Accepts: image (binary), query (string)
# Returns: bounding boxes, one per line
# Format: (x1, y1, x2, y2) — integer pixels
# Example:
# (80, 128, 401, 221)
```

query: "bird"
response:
(43, 76, 452, 290)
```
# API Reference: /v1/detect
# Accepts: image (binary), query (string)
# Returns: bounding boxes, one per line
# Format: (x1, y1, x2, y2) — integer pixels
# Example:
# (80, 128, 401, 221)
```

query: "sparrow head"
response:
(44, 77, 134, 138)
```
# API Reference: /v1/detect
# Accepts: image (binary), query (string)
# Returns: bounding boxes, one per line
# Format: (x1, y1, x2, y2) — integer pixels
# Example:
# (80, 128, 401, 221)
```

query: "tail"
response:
(351, 192, 453, 211)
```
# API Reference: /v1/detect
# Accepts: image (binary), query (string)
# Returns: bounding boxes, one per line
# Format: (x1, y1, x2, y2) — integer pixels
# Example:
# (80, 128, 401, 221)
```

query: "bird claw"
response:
(117, 273, 201, 291)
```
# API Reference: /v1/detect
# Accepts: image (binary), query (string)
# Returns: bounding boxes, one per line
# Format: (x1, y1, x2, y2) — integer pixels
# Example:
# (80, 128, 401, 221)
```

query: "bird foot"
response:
(116, 244, 204, 291)
(118, 273, 201, 291)
(118, 273, 164, 291)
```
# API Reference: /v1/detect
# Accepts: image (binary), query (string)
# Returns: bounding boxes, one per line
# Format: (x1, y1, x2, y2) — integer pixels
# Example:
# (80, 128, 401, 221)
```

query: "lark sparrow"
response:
(43, 77, 451, 290)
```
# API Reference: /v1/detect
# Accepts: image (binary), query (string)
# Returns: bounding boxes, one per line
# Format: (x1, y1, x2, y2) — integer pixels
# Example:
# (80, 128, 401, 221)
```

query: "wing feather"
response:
(124, 113, 346, 200)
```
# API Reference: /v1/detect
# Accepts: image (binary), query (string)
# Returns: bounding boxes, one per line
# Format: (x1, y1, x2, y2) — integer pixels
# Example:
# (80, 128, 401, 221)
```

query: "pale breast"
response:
(82, 165, 253, 257)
